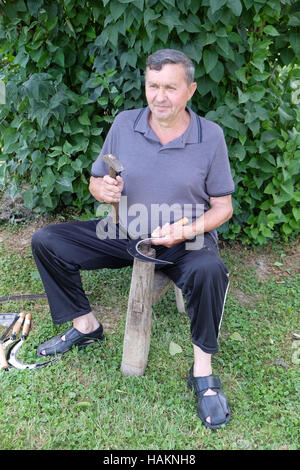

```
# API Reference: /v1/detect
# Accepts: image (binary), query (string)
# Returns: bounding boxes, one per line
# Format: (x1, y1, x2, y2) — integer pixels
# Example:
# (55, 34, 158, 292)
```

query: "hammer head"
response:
(100, 154, 124, 175)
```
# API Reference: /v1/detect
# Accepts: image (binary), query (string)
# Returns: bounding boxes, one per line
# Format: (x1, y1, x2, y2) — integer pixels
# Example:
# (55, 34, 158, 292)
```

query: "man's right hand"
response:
(89, 175, 124, 203)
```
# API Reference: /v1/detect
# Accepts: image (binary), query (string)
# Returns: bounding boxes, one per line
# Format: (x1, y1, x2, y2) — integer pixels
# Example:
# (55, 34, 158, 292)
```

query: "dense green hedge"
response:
(0, 0, 299, 244)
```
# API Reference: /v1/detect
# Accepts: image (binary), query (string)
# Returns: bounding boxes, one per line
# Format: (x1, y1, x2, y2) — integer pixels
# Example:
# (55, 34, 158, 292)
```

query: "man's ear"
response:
(188, 82, 197, 100)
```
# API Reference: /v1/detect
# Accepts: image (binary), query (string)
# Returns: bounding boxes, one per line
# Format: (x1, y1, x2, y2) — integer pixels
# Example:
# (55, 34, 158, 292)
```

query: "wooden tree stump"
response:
(121, 244, 186, 377)
(121, 243, 155, 376)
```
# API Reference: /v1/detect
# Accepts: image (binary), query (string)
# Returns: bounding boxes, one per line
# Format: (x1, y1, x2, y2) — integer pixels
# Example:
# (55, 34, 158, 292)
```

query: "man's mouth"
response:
(154, 104, 170, 109)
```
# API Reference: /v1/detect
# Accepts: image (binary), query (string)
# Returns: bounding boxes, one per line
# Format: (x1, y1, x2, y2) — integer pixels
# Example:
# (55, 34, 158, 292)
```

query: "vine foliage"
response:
(0, 0, 299, 244)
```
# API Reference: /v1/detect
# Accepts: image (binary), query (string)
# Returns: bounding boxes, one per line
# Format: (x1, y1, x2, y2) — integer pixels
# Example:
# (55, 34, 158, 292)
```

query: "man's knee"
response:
(31, 226, 56, 253)
(187, 253, 228, 287)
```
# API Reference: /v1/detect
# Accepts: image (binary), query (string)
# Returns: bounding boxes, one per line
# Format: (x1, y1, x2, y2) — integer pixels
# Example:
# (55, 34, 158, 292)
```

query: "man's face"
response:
(145, 63, 197, 125)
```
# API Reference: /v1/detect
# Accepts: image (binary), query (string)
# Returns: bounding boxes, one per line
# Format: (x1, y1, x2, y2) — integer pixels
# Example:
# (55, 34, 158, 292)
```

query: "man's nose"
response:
(155, 87, 167, 101)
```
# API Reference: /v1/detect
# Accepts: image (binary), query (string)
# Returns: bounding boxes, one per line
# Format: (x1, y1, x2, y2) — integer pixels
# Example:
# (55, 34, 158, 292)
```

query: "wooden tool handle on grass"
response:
(11, 312, 25, 338)
(0, 343, 9, 370)
(22, 313, 32, 339)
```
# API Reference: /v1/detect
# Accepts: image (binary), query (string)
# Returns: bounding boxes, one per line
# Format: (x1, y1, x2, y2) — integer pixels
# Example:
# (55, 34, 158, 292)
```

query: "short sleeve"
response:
(205, 130, 235, 197)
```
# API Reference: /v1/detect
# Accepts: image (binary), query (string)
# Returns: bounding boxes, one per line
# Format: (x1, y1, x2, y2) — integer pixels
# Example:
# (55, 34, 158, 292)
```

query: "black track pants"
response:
(31, 219, 230, 354)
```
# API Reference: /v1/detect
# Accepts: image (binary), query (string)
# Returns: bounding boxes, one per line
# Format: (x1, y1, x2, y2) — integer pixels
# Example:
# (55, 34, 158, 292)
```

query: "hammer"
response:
(100, 154, 124, 224)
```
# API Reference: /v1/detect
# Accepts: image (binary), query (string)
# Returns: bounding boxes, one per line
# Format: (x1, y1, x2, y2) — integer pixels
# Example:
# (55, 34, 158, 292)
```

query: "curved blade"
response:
(127, 238, 173, 265)
(7, 339, 58, 370)
(3, 337, 19, 351)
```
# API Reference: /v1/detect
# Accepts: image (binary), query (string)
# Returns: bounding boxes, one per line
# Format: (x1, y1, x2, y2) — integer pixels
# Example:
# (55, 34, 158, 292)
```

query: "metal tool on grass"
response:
(2, 312, 25, 351)
(7, 313, 58, 370)
(0, 313, 19, 370)
(127, 217, 189, 265)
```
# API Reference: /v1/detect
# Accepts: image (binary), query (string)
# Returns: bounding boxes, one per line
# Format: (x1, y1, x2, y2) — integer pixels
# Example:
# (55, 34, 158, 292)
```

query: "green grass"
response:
(0, 219, 299, 450)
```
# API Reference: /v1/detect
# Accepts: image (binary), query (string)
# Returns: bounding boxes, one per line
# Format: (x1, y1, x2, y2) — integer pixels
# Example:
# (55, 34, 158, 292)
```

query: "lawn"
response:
(0, 215, 299, 450)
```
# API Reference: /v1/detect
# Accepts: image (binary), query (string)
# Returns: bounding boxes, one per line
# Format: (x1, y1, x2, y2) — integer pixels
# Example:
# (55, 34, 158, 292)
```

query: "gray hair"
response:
(146, 49, 195, 85)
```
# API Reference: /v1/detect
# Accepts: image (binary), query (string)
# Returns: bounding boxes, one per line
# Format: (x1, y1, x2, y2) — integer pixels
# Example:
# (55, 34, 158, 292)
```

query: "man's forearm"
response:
(184, 205, 233, 240)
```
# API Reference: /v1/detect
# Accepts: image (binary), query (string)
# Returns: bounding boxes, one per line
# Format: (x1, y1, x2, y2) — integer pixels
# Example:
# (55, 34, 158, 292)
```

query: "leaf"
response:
(292, 207, 300, 221)
(76, 401, 91, 410)
(230, 332, 244, 342)
(209, 61, 224, 83)
(227, 0, 242, 16)
(110, 1, 127, 21)
(27, 0, 43, 16)
(169, 341, 182, 356)
(159, 9, 181, 31)
(22, 189, 34, 209)
(289, 31, 300, 59)
(264, 25, 280, 36)
(203, 49, 218, 73)
(248, 85, 266, 102)
(78, 112, 91, 126)
(54, 49, 65, 68)
(209, 0, 226, 14)
(56, 176, 73, 194)
(57, 155, 70, 170)
(144, 8, 160, 25)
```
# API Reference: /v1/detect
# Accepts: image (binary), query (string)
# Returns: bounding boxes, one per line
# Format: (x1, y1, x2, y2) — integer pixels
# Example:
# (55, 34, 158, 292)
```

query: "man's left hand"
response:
(150, 219, 189, 248)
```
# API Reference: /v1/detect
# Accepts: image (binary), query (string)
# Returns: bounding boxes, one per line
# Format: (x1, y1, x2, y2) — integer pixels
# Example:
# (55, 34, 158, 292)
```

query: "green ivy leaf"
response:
(56, 176, 73, 194)
(22, 189, 34, 209)
(78, 112, 91, 126)
(144, 8, 160, 25)
(264, 25, 280, 36)
(209, 61, 224, 83)
(289, 32, 300, 59)
(292, 207, 300, 221)
(203, 49, 218, 73)
(227, 0, 242, 16)
(54, 49, 65, 68)
(110, 1, 127, 21)
(159, 10, 181, 31)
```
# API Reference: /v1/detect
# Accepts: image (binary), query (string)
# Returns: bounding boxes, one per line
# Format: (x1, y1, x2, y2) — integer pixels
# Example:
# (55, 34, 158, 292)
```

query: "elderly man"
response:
(32, 49, 234, 430)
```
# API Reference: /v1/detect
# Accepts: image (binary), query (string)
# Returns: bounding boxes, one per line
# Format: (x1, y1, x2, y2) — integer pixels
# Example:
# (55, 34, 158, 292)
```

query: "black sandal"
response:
(188, 365, 231, 430)
(37, 324, 105, 357)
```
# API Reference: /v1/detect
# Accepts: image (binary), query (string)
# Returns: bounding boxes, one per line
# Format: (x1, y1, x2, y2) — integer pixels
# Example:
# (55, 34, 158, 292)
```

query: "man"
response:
(32, 49, 234, 430)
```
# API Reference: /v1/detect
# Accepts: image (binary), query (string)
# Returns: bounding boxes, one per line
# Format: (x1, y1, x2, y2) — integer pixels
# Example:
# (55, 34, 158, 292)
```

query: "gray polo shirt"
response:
(91, 106, 235, 243)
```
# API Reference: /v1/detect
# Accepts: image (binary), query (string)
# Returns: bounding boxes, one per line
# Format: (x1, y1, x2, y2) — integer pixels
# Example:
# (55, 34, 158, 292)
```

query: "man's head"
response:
(146, 49, 195, 86)
(145, 49, 197, 126)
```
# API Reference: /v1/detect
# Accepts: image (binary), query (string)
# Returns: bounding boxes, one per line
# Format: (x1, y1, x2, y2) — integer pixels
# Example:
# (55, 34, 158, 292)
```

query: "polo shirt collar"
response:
(134, 106, 201, 147)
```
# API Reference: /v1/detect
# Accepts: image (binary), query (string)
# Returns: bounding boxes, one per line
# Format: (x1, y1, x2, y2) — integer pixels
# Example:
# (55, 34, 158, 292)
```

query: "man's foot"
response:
(37, 324, 104, 357)
(188, 365, 231, 429)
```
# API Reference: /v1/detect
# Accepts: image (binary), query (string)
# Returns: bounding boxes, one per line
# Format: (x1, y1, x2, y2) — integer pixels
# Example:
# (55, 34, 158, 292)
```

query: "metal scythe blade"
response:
(126, 217, 189, 265)
(7, 339, 58, 370)
(127, 238, 174, 265)
(6, 313, 58, 370)
(0, 314, 19, 371)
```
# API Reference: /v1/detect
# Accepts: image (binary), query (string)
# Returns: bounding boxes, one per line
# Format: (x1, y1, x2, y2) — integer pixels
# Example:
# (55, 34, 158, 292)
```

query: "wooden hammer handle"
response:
(173, 217, 189, 226)
(108, 166, 119, 224)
